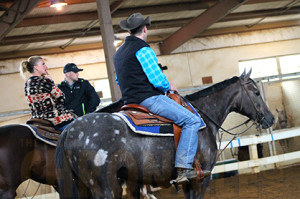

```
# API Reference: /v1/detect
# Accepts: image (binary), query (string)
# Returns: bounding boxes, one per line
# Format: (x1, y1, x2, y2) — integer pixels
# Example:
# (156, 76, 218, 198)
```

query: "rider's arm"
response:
(51, 85, 65, 101)
(45, 78, 66, 103)
(136, 47, 170, 92)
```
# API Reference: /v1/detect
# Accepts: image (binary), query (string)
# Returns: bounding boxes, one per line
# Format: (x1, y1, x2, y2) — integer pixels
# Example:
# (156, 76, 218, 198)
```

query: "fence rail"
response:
(213, 127, 300, 174)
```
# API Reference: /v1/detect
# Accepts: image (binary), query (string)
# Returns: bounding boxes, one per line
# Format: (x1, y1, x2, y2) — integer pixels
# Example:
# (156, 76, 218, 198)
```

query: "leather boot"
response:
(174, 168, 211, 184)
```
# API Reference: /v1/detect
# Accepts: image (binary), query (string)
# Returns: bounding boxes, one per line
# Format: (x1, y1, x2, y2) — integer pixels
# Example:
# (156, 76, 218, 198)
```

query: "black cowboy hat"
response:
(120, 13, 151, 31)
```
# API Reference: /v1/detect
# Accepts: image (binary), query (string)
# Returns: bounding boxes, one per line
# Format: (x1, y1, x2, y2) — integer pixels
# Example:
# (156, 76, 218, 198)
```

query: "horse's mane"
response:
(185, 76, 240, 100)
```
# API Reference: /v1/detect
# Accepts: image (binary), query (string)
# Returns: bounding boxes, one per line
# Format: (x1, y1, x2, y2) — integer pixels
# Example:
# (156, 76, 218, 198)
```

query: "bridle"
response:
(239, 79, 265, 124)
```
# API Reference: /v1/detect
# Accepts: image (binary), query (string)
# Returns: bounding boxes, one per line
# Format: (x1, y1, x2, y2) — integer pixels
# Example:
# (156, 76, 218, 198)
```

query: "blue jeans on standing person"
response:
(140, 94, 206, 169)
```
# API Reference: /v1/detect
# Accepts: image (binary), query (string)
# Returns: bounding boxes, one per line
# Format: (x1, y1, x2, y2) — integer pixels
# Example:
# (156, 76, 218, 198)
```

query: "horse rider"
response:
(20, 56, 74, 131)
(113, 13, 209, 183)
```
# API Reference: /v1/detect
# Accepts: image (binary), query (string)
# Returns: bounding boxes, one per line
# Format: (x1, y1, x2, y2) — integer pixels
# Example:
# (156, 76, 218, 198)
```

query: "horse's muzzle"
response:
(261, 114, 274, 129)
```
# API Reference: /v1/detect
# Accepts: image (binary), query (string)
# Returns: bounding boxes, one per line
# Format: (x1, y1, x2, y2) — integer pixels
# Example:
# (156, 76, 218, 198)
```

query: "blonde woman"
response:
(20, 56, 74, 131)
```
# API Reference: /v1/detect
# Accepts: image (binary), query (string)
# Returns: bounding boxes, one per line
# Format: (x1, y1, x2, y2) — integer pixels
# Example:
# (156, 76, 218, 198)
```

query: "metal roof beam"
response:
(0, 0, 42, 40)
(159, 0, 249, 55)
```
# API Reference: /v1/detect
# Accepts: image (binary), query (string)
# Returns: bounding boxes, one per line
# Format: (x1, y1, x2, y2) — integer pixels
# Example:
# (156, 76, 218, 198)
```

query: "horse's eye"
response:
(255, 91, 260, 96)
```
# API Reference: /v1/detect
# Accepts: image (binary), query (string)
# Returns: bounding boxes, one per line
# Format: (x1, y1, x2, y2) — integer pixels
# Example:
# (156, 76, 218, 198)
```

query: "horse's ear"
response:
(240, 68, 246, 79)
(245, 68, 252, 79)
(241, 68, 252, 81)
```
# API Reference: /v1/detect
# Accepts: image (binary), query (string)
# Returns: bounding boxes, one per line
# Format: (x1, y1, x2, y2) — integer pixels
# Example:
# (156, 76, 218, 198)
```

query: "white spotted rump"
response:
(94, 149, 108, 167)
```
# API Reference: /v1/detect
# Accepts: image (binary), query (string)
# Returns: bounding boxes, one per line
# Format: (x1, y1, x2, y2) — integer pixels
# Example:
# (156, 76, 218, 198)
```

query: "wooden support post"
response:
(96, 0, 121, 101)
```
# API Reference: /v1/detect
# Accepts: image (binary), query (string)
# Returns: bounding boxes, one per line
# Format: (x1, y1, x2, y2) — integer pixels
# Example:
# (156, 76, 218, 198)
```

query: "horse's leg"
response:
(56, 145, 75, 199)
(91, 171, 122, 199)
(0, 163, 19, 199)
(146, 185, 157, 199)
(56, 135, 91, 199)
(126, 182, 142, 199)
(0, 182, 17, 199)
(0, 126, 32, 199)
(182, 178, 210, 199)
(111, 181, 123, 199)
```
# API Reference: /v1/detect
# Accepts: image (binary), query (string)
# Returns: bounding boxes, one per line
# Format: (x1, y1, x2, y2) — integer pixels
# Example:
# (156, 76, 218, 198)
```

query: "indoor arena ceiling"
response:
(0, 0, 299, 60)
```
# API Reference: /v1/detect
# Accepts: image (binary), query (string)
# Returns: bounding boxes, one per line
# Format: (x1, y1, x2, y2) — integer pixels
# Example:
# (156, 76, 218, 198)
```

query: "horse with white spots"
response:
(55, 71, 274, 199)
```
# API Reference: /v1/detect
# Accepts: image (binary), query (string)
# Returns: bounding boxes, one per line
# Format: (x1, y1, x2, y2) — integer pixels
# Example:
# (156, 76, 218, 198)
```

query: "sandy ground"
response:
(150, 165, 300, 199)
(17, 165, 300, 199)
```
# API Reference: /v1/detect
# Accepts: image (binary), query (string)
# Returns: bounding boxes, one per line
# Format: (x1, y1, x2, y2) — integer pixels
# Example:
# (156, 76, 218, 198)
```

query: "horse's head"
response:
(237, 69, 274, 129)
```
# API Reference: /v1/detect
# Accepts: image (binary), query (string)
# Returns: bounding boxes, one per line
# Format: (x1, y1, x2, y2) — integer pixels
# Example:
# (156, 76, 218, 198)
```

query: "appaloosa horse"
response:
(56, 71, 274, 199)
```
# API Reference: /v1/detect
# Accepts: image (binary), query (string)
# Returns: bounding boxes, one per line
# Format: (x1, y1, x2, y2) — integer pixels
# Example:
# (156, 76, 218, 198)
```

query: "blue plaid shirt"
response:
(136, 47, 170, 92)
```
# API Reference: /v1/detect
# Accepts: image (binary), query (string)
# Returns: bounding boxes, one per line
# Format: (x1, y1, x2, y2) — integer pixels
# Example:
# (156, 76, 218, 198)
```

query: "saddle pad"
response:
(21, 124, 57, 146)
(113, 112, 174, 136)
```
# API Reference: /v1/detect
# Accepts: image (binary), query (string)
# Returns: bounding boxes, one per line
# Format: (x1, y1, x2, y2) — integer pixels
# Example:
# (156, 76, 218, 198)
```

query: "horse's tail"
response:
(55, 130, 83, 199)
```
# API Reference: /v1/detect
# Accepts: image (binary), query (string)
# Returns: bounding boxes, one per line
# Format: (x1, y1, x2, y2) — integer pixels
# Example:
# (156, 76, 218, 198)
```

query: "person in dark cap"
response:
(113, 13, 209, 183)
(58, 63, 100, 117)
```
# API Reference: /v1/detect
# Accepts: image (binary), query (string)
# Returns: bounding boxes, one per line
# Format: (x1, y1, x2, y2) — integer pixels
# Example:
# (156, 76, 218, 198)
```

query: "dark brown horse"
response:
(55, 71, 274, 199)
(0, 124, 57, 199)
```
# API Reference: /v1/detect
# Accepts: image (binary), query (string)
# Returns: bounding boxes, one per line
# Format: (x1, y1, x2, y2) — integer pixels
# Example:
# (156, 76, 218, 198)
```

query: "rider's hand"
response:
(170, 83, 178, 92)
(43, 71, 52, 80)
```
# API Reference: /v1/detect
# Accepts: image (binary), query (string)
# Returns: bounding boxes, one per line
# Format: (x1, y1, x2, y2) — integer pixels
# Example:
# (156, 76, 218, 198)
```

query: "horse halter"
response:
(239, 79, 265, 125)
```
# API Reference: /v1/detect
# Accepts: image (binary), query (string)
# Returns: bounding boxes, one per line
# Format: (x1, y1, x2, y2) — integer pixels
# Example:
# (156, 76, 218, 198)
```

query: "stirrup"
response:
(170, 169, 211, 184)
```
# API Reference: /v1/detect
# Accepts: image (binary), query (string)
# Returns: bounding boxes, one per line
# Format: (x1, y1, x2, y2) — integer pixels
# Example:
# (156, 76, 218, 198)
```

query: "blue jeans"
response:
(140, 95, 205, 169)
(56, 123, 70, 131)
(54, 119, 74, 131)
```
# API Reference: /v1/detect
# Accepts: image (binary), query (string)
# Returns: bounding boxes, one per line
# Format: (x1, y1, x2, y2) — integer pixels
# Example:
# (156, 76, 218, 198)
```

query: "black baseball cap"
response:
(63, 63, 83, 73)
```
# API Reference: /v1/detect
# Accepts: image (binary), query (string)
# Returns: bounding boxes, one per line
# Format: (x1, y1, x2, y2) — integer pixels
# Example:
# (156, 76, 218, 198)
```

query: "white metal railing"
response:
(213, 127, 300, 174)
(217, 127, 300, 149)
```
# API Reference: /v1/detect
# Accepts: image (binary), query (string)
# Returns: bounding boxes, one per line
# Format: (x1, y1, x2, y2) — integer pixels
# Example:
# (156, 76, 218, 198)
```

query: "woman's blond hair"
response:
(19, 56, 43, 79)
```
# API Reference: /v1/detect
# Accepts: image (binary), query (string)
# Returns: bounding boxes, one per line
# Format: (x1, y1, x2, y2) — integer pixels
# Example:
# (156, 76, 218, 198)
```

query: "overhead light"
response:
(50, 0, 67, 10)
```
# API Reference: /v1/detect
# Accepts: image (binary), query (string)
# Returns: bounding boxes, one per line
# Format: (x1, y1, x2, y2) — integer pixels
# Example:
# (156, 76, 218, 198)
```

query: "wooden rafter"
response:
(159, 0, 249, 55)
(16, 2, 300, 29)
(0, 0, 42, 40)
(29, 0, 291, 8)
(17, 2, 210, 28)
(2, 5, 300, 47)
(0, 19, 299, 60)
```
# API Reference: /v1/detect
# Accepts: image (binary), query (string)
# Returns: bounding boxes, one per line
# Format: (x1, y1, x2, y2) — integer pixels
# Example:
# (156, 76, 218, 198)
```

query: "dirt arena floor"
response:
(151, 165, 300, 199)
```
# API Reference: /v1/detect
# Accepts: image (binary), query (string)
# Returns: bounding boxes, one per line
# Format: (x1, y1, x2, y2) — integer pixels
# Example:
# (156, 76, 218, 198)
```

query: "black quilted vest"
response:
(113, 36, 163, 104)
